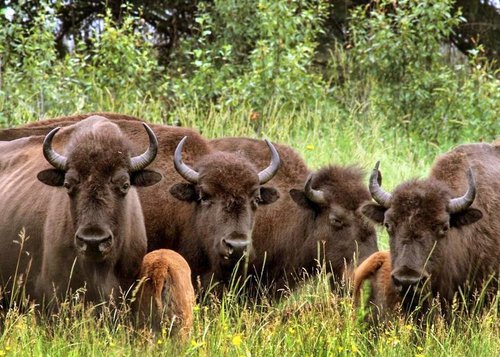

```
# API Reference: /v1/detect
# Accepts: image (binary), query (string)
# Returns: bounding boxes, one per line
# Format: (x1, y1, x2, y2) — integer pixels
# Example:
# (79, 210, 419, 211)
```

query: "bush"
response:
(167, 0, 329, 110)
(0, 0, 498, 144)
(0, 3, 163, 126)
(342, 0, 499, 142)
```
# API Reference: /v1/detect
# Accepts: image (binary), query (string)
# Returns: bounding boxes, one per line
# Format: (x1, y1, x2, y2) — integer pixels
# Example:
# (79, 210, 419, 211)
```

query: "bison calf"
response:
(353, 251, 400, 319)
(134, 249, 195, 340)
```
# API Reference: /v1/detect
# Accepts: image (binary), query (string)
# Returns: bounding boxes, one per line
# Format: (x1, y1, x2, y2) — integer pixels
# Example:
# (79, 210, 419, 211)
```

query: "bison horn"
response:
(304, 174, 327, 204)
(130, 123, 159, 172)
(369, 161, 392, 208)
(258, 139, 280, 184)
(447, 168, 476, 214)
(43, 127, 68, 171)
(174, 136, 200, 184)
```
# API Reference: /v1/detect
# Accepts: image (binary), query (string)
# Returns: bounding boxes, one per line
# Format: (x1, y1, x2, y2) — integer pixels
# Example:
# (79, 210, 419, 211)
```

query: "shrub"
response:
(167, 0, 329, 110)
(0, 3, 163, 126)
(343, 0, 499, 142)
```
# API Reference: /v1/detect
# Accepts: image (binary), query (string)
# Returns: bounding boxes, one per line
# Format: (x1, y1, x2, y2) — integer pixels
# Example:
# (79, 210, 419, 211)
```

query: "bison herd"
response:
(0, 113, 498, 338)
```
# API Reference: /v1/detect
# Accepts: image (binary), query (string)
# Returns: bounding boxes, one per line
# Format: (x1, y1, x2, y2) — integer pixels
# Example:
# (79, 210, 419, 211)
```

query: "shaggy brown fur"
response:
(353, 251, 400, 317)
(362, 143, 500, 310)
(0, 116, 160, 304)
(135, 249, 195, 340)
(1, 114, 280, 290)
(211, 137, 379, 293)
(169, 149, 279, 287)
(0, 112, 142, 141)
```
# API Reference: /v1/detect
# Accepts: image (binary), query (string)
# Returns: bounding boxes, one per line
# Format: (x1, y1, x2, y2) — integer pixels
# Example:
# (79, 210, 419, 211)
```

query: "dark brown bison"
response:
(134, 249, 195, 340)
(353, 251, 400, 318)
(0, 116, 162, 304)
(211, 137, 379, 293)
(362, 143, 500, 310)
(169, 136, 280, 286)
(0, 114, 281, 289)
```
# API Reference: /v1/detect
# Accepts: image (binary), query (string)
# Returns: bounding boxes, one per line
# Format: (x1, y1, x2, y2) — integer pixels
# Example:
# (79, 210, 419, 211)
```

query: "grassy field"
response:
(0, 103, 498, 356)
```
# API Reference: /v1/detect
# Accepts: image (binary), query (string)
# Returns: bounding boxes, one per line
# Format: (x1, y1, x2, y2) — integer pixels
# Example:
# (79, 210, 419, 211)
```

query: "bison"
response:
(362, 143, 500, 311)
(169, 136, 280, 287)
(0, 114, 281, 290)
(353, 251, 400, 319)
(211, 137, 379, 294)
(0, 116, 162, 304)
(134, 249, 195, 340)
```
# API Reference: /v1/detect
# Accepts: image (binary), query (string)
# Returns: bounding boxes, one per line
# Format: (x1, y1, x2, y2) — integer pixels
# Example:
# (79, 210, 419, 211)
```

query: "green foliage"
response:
(0, 3, 163, 126)
(344, 0, 499, 142)
(349, 0, 461, 83)
(167, 0, 329, 110)
(1, 0, 498, 143)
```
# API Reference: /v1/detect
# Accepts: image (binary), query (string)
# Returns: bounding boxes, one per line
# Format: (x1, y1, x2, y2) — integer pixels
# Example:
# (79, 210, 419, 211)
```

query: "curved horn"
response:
(258, 139, 280, 184)
(130, 123, 159, 172)
(174, 136, 199, 183)
(304, 174, 327, 205)
(43, 127, 68, 171)
(447, 168, 476, 214)
(369, 161, 392, 208)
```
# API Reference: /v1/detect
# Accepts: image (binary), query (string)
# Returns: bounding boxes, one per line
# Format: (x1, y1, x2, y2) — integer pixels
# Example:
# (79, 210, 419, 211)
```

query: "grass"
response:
(1, 100, 499, 356)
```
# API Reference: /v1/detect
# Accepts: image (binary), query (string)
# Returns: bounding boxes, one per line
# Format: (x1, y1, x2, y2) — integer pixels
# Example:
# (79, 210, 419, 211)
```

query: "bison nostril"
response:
(221, 237, 250, 257)
(392, 274, 402, 287)
(98, 236, 112, 251)
(75, 228, 113, 254)
(222, 239, 234, 256)
(392, 274, 422, 289)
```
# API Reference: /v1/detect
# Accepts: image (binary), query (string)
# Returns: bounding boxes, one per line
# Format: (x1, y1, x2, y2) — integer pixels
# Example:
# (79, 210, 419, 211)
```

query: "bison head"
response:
(289, 166, 379, 280)
(170, 136, 280, 280)
(362, 161, 482, 295)
(37, 119, 162, 261)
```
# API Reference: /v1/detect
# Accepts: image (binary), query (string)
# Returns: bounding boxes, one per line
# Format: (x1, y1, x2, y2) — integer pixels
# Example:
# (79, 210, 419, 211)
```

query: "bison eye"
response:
(384, 222, 393, 233)
(63, 181, 77, 194)
(330, 216, 343, 228)
(116, 181, 130, 195)
(200, 194, 212, 205)
(437, 222, 450, 237)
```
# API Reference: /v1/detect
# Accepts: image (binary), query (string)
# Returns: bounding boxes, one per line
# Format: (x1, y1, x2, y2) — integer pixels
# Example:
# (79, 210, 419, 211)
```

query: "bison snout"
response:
(391, 268, 430, 291)
(75, 228, 113, 256)
(221, 234, 251, 259)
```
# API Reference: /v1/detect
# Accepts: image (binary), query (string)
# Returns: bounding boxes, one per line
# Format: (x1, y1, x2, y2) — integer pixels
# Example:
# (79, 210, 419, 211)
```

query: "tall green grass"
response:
(0, 268, 498, 356)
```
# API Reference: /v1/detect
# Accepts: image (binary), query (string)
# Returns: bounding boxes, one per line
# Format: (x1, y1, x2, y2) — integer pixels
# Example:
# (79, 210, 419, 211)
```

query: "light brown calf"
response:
(135, 249, 195, 340)
(353, 251, 400, 317)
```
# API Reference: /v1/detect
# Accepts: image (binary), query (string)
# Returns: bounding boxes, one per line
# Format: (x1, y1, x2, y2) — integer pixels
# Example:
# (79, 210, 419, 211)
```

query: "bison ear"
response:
(289, 189, 316, 210)
(361, 203, 386, 224)
(169, 183, 198, 202)
(259, 186, 279, 205)
(450, 208, 483, 228)
(37, 169, 65, 187)
(130, 170, 162, 187)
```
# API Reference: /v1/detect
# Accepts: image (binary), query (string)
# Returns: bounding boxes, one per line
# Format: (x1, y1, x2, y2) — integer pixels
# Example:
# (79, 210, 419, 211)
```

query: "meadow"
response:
(0, 104, 498, 356)
(1, 0, 499, 355)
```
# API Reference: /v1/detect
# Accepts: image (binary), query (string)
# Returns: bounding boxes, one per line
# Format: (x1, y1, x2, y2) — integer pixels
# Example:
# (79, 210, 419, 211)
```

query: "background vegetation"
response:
(0, 0, 499, 355)
(1, 0, 498, 143)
